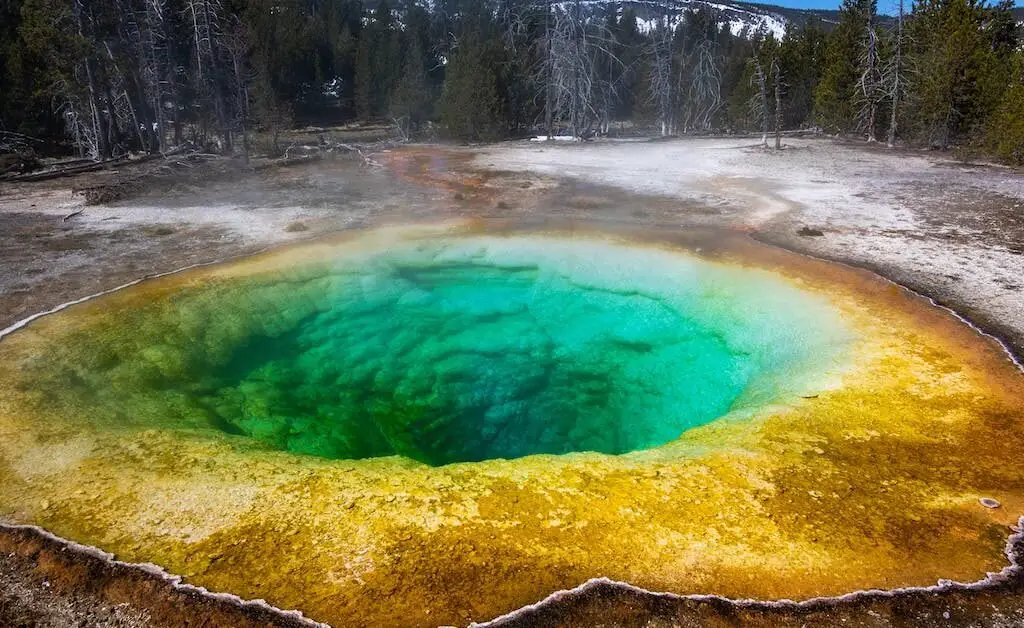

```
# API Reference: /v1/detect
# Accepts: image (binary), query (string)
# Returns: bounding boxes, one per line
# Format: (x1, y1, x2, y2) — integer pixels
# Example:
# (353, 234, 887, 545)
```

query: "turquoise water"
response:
(31, 235, 852, 465)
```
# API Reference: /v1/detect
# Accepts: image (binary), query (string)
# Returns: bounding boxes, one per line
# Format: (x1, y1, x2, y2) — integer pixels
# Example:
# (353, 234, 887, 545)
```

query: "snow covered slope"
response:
(555, 0, 845, 40)
(629, 0, 792, 38)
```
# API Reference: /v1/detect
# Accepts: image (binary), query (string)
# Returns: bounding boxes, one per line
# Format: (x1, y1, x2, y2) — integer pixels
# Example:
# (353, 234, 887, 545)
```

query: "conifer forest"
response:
(0, 0, 1021, 162)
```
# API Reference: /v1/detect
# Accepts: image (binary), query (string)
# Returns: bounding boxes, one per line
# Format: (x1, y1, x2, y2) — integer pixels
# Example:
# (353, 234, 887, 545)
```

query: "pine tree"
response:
(390, 37, 431, 138)
(905, 0, 1012, 149)
(854, 0, 882, 141)
(18, 0, 105, 157)
(986, 50, 1024, 164)
(679, 8, 725, 133)
(0, 0, 1019, 162)
(354, 0, 401, 121)
(750, 34, 778, 146)
(884, 0, 906, 147)
(777, 22, 826, 128)
(1, 0, 64, 142)
(439, 32, 503, 141)
(813, 0, 873, 134)
(322, 0, 362, 117)
(612, 6, 644, 124)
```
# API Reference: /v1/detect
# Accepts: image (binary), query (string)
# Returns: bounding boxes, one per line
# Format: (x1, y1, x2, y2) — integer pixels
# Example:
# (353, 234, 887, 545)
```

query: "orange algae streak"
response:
(0, 225, 1022, 627)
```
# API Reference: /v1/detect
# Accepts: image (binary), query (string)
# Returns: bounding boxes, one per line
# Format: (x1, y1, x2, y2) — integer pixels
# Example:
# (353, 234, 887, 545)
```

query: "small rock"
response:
(797, 226, 824, 237)
(979, 497, 1001, 509)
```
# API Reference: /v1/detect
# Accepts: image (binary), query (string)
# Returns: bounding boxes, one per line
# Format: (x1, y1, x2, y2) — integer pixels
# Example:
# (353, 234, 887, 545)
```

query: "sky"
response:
(758, 0, 1023, 10)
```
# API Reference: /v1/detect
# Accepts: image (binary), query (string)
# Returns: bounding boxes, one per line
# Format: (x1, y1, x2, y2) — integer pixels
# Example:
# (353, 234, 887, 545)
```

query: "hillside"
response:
(531, 0, 884, 38)
(555, 0, 1011, 38)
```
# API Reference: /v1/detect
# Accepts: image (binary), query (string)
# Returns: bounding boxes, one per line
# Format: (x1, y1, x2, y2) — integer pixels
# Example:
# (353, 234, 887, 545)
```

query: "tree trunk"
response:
(774, 61, 782, 150)
(754, 57, 768, 147)
(545, 1, 553, 139)
(867, 101, 877, 142)
(75, 0, 109, 159)
(887, 0, 903, 148)
(86, 64, 110, 158)
(229, 28, 249, 164)
(864, 15, 878, 142)
(572, 0, 584, 138)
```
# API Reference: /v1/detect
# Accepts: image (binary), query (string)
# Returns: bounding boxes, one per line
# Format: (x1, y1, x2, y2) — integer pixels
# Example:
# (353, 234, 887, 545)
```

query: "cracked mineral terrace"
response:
(1, 137, 1023, 627)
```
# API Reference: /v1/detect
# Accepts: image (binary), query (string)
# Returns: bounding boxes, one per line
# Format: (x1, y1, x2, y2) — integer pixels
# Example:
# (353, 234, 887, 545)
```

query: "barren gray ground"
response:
(0, 157, 439, 332)
(474, 138, 1024, 357)
(1, 137, 1022, 626)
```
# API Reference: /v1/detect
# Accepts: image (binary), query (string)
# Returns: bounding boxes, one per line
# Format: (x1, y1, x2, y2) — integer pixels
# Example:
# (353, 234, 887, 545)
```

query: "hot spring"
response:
(5, 225, 1022, 628)
(21, 232, 851, 466)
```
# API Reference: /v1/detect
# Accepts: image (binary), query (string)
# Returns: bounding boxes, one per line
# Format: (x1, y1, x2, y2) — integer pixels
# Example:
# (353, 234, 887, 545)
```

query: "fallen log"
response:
(252, 153, 322, 172)
(2, 150, 184, 183)
(6, 160, 110, 182)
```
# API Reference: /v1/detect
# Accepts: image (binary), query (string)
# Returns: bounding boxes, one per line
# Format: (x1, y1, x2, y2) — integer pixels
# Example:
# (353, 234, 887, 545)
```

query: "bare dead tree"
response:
(73, 0, 110, 159)
(185, 0, 232, 149)
(0, 131, 40, 154)
(647, 5, 677, 136)
(101, 41, 146, 154)
(552, 0, 591, 137)
(884, 0, 905, 148)
(143, 0, 169, 151)
(224, 16, 251, 163)
(570, 0, 585, 136)
(542, 0, 555, 138)
(855, 12, 882, 142)
(131, 0, 172, 152)
(680, 37, 723, 132)
(500, 2, 546, 137)
(535, 0, 624, 139)
(749, 53, 769, 146)
(187, 0, 213, 83)
(592, 8, 619, 135)
(55, 89, 98, 159)
(113, 0, 158, 152)
(773, 57, 783, 149)
(592, 15, 629, 136)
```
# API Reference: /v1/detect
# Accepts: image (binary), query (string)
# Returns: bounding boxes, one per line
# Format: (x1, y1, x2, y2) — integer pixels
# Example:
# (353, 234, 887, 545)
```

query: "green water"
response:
(28, 235, 852, 465)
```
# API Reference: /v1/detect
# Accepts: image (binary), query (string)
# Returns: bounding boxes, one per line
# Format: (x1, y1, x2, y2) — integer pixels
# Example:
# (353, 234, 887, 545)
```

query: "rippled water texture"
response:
(21, 234, 850, 465)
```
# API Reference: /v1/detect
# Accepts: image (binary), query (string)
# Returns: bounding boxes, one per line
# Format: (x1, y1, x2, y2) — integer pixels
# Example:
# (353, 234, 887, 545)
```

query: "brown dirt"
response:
(486, 558, 1024, 628)
(0, 526, 314, 627)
